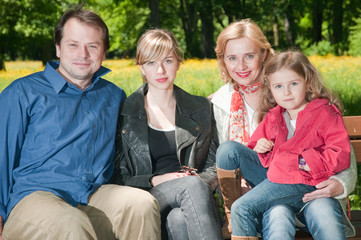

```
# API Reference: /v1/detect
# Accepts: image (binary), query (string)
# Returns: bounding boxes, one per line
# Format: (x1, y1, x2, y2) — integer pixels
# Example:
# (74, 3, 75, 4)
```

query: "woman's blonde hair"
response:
(136, 29, 184, 82)
(258, 50, 343, 122)
(215, 19, 273, 85)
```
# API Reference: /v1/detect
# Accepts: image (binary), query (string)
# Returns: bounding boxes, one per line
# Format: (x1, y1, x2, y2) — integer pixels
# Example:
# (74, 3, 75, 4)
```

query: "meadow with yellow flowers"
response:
(1, 56, 360, 116)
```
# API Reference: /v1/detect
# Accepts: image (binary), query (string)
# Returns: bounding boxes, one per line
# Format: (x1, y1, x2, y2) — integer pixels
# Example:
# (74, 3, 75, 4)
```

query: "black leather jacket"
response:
(111, 83, 219, 190)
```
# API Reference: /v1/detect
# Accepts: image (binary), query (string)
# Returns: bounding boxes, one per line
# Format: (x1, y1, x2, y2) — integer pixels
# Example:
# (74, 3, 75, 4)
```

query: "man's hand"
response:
(302, 178, 344, 202)
(0, 216, 4, 240)
(253, 138, 274, 153)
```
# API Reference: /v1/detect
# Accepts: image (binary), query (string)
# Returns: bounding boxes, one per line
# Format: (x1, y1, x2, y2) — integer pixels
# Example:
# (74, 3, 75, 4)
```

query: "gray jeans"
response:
(149, 176, 223, 240)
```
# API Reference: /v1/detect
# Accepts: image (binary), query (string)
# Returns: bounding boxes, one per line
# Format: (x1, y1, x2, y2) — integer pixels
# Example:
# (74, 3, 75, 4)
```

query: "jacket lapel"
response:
(120, 84, 152, 169)
(174, 85, 204, 159)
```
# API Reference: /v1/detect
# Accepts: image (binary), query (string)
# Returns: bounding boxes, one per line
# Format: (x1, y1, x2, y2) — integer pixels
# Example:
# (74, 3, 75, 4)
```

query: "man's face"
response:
(56, 18, 106, 90)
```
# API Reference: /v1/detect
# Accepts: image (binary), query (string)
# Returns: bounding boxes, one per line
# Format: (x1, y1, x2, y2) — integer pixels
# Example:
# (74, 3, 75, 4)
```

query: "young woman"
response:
(231, 50, 350, 239)
(212, 19, 356, 239)
(111, 29, 223, 240)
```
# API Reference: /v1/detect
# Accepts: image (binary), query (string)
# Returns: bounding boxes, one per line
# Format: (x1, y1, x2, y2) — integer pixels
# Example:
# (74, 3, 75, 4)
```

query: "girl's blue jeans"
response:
(216, 141, 346, 240)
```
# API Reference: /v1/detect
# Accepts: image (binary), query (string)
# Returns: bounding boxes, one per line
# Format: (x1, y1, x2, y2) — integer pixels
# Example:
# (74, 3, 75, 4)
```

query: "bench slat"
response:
(344, 116, 361, 138)
(351, 140, 361, 164)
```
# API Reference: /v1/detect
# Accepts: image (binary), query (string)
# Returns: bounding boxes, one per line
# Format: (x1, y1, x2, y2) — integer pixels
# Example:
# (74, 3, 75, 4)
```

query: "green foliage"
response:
(88, 0, 149, 57)
(302, 40, 336, 56)
(350, 166, 361, 210)
(348, 17, 361, 56)
(0, 0, 361, 63)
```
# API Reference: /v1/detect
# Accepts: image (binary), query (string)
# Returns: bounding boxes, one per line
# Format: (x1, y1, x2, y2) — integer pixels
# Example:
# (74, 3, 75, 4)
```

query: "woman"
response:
(111, 29, 222, 240)
(212, 19, 356, 239)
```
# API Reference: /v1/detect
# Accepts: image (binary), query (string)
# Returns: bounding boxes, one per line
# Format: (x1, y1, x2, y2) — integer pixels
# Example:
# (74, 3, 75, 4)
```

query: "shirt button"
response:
(85, 169, 91, 173)
(86, 111, 90, 114)
(92, 124, 96, 128)
(89, 146, 92, 151)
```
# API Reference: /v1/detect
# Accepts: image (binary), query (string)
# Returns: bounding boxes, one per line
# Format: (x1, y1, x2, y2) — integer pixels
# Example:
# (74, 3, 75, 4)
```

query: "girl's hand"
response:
(151, 172, 192, 186)
(299, 163, 311, 171)
(253, 138, 274, 153)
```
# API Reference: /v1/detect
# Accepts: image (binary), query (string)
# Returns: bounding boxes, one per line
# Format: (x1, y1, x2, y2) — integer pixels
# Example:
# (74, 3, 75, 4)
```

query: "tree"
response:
(179, 0, 200, 58)
(0, 0, 19, 70)
(198, 0, 215, 58)
(89, 0, 149, 58)
(312, 0, 325, 43)
(149, 0, 160, 28)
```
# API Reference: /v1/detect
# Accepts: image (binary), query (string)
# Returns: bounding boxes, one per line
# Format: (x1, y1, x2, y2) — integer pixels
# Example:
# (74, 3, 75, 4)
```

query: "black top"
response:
(148, 125, 181, 175)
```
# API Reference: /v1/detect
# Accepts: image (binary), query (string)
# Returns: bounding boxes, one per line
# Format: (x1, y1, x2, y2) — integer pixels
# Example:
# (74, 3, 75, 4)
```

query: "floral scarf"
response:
(229, 83, 261, 145)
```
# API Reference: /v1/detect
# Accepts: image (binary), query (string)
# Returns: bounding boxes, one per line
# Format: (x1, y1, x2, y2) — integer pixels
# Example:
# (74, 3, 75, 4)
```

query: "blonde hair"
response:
(258, 50, 343, 122)
(136, 29, 184, 82)
(215, 19, 273, 85)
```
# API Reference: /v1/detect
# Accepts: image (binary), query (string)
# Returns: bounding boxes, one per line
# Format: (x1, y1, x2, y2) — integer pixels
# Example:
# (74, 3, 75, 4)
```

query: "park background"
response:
(1, 0, 361, 208)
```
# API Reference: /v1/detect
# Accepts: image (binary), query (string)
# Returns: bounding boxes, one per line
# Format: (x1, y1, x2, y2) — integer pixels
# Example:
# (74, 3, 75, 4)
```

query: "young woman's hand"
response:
(253, 138, 274, 153)
(151, 172, 194, 186)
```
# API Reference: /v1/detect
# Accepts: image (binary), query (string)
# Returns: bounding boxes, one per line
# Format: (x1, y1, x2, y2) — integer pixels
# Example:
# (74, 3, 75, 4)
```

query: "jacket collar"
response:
(211, 83, 233, 114)
(269, 99, 332, 129)
(270, 98, 331, 116)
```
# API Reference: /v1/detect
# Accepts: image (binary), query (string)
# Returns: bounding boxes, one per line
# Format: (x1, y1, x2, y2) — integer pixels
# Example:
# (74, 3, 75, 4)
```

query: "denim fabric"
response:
(149, 176, 223, 240)
(231, 179, 315, 236)
(166, 208, 188, 240)
(263, 198, 346, 240)
(299, 197, 346, 240)
(216, 141, 346, 239)
(216, 141, 267, 187)
(262, 204, 296, 240)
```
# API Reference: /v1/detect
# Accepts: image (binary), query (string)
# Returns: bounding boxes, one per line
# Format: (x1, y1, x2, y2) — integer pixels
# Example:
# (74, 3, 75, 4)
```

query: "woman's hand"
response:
(302, 178, 344, 202)
(253, 138, 274, 153)
(151, 172, 195, 186)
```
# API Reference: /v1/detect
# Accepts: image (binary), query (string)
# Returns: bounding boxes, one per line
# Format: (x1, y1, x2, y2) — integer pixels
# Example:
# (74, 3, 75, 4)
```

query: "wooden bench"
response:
(295, 116, 361, 239)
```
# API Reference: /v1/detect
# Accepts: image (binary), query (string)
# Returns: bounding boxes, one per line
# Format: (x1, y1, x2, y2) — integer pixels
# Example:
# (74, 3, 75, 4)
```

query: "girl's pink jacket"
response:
(247, 99, 351, 186)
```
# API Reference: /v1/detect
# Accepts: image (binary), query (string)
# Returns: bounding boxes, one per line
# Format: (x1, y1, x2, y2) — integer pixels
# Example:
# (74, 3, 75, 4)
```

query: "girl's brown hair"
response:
(258, 50, 343, 122)
(215, 19, 274, 85)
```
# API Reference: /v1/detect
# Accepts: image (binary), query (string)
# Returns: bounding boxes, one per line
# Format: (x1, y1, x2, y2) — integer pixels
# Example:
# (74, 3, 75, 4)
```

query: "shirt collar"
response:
(44, 61, 111, 94)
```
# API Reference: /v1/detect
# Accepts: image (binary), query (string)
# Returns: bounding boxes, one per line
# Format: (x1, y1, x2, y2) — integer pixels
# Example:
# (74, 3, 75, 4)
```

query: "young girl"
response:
(111, 29, 223, 240)
(230, 51, 351, 240)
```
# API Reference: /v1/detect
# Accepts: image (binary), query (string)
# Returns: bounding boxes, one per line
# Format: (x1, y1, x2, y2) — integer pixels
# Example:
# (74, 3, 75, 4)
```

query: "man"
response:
(0, 8, 161, 240)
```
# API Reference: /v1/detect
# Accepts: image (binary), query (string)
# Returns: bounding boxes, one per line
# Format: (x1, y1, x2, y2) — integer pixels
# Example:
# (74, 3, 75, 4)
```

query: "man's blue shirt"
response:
(0, 61, 126, 221)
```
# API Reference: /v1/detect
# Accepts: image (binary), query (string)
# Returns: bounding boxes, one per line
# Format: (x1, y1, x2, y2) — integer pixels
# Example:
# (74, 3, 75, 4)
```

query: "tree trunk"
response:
(179, 0, 200, 57)
(273, 16, 279, 47)
(41, 39, 53, 66)
(312, 0, 324, 43)
(282, 1, 296, 46)
(149, 0, 160, 28)
(332, 0, 343, 54)
(220, 0, 243, 24)
(198, 0, 215, 58)
(0, 55, 5, 71)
